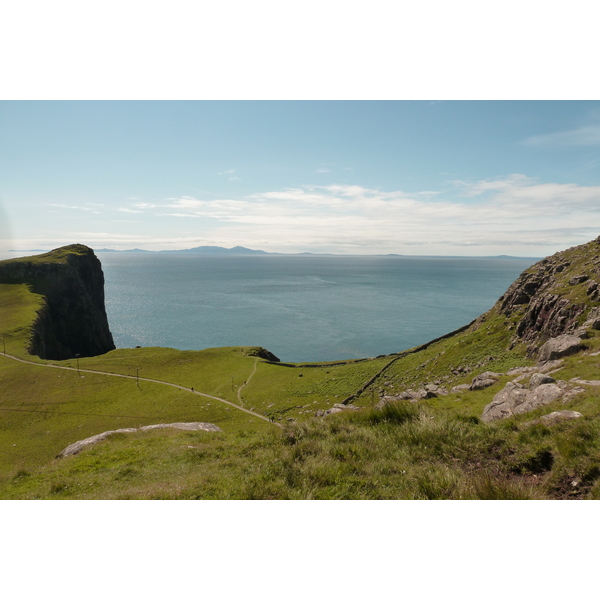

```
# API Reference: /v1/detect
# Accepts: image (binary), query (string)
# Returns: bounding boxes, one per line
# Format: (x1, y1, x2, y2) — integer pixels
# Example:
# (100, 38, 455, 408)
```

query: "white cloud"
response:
(522, 125, 600, 147)
(218, 168, 236, 176)
(30, 177, 600, 254)
(144, 177, 599, 254)
(316, 168, 331, 173)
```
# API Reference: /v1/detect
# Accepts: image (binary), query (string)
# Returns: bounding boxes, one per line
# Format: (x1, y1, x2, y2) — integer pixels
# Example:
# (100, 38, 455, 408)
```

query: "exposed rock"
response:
(569, 275, 589, 285)
(529, 373, 556, 389)
(569, 379, 600, 386)
(507, 366, 536, 376)
(586, 281, 600, 302)
(450, 384, 470, 393)
(523, 410, 583, 427)
(582, 306, 600, 329)
(481, 382, 529, 422)
(536, 359, 565, 373)
(247, 347, 281, 362)
(481, 380, 576, 422)
(424, 383, 448, 395)
(0, 245, 115, 359)
(469, 371, 501, 391)
(323, 403, 361, 416)
(513, 384, 564, 415)
(537, 335, 585, 361)
(57, 422, 222, 458)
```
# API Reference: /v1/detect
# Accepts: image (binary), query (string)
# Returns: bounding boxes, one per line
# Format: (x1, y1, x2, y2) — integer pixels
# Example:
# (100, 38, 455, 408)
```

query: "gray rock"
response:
(323, 403, 361, 416)
(450, 384, 470, 393)
(481, 382, 529, 422)
(469, 371, 501, 391)
(538, 335, 584, 361)
(569, 274, 589, 285)
(58, 422, 222, 458)
(513, 383, 564, 415)
(529, 373, 556, 389)
(571, 379, 600, 386)
(539, 410, 583, 424)
(506, 366, 536, 376)
(536, 359, 565, 373)
(583, 305, 600, 328)
(523, 410, 583, 427)
(482, 381, 569, 422)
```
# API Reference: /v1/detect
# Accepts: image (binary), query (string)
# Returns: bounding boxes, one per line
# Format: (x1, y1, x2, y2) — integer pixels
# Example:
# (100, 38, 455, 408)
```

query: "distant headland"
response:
(93, 245, 529, 259)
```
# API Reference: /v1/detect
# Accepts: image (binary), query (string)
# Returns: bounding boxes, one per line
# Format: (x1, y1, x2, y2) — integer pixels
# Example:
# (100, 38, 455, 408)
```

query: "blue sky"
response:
(2, 100, 600, 256)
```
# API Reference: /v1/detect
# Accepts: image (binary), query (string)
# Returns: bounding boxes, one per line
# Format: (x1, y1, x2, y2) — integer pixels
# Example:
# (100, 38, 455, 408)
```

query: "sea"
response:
(97, 253, 537, 364)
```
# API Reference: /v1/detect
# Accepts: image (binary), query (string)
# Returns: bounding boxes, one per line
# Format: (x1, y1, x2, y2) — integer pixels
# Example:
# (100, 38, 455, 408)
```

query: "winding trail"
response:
(1, 352, 279, 426)
(237, 358, 259, 405)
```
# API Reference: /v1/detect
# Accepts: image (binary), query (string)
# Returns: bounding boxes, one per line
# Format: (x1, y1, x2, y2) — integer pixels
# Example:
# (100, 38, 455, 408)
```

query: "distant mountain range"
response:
(94, 245, 325, 256)
(93, 246, 531, 258)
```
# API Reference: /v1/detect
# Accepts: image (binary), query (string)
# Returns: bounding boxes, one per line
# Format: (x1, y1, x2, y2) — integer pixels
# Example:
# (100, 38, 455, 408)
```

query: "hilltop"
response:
(0, 237, 599, 499)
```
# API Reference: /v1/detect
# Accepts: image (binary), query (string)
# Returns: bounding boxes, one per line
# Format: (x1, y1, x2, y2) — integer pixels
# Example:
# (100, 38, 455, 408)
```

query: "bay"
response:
(98, 254, 537, 363)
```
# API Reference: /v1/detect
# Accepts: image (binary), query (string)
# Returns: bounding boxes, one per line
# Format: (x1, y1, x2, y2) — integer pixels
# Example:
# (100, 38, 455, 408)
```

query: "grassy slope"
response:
(1, 241, 600, 499)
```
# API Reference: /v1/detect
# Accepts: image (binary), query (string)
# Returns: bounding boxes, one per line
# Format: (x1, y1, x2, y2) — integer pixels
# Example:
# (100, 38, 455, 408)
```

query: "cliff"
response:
(490, 235, 600, 356)
(0, 244, 116, 359)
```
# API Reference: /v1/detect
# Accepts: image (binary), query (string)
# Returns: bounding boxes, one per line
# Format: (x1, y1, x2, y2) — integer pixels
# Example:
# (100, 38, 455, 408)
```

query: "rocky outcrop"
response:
(0, 244, 115, 359)
(481, 379, 585, 422)
(537, 335, 585, 362)
(492, 236, 600, 355)
(57, 422, 222, 458)
(247, 347, 280, 362)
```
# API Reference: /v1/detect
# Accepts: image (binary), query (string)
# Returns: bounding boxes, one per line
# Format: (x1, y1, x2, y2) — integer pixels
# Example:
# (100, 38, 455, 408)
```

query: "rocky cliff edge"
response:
(0, 244, 116, 359)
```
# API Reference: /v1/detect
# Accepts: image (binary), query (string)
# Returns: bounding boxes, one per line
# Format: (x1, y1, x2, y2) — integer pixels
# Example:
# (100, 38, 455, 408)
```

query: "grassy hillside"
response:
(1, 239, 600, 499)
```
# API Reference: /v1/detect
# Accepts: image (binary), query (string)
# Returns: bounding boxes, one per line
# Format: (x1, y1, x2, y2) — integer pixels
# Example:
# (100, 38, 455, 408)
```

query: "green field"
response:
(2, 243, 600, 499)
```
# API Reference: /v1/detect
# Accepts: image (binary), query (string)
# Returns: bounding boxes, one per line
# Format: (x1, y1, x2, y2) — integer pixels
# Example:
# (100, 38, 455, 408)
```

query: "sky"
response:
(1, 100, 600, 256)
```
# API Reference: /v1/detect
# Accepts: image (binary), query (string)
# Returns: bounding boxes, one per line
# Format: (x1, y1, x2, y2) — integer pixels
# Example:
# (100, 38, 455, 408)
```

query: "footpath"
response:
(1, 352, 277, 425)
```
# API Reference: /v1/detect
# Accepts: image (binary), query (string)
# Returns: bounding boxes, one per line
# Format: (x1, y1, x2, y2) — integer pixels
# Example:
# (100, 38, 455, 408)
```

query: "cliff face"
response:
(490, 235, 600, 356)
(0, 244, 116, 359)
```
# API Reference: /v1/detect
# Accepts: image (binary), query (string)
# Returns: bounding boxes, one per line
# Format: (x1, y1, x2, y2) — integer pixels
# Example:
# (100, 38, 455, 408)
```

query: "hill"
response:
(0, 238, 599, 499)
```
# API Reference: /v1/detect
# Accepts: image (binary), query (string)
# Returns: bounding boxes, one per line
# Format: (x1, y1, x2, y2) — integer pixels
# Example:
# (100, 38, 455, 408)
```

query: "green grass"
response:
(7, 401, 600, 499)
(2, 240, 600, 499)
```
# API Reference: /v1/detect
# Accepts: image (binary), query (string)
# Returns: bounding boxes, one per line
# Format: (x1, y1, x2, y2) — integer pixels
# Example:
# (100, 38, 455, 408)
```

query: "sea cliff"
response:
(0, 244, 115, 359)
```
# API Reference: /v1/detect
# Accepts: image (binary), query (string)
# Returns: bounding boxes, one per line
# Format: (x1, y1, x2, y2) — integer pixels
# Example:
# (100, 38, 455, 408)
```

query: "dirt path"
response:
(237, 357, 259, 405)
(1, 352, 278, 425)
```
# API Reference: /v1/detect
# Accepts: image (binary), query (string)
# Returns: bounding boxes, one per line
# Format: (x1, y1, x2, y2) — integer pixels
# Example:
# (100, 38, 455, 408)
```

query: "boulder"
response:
(513, 383, 564, 416)
(539, 410, 583, 425)
(537, 335, 584, 361)
(523, 410, 583, 427)
(481, 382, 529, 422)
(529, 373, 556, 389)
(323, 403, 361, 416)
(469, 371, 501, 391)
(450, 384, 470, 393)
(481, 381, 570, 422)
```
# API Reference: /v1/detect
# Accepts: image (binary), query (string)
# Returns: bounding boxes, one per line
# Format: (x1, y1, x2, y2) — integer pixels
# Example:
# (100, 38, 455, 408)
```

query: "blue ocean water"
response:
(98, 254, 537, 363)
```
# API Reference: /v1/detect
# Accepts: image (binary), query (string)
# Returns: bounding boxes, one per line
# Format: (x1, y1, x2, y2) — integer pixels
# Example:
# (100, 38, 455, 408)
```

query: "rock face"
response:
(247, 347, 280, 362)
(0, 244, 116, 359)
(492, 236, 600, 356)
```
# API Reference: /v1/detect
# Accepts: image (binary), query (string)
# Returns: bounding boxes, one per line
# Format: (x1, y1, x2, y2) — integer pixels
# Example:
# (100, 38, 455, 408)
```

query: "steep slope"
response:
(0, 245, 115, 359)
(495, 235, 600, 353)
